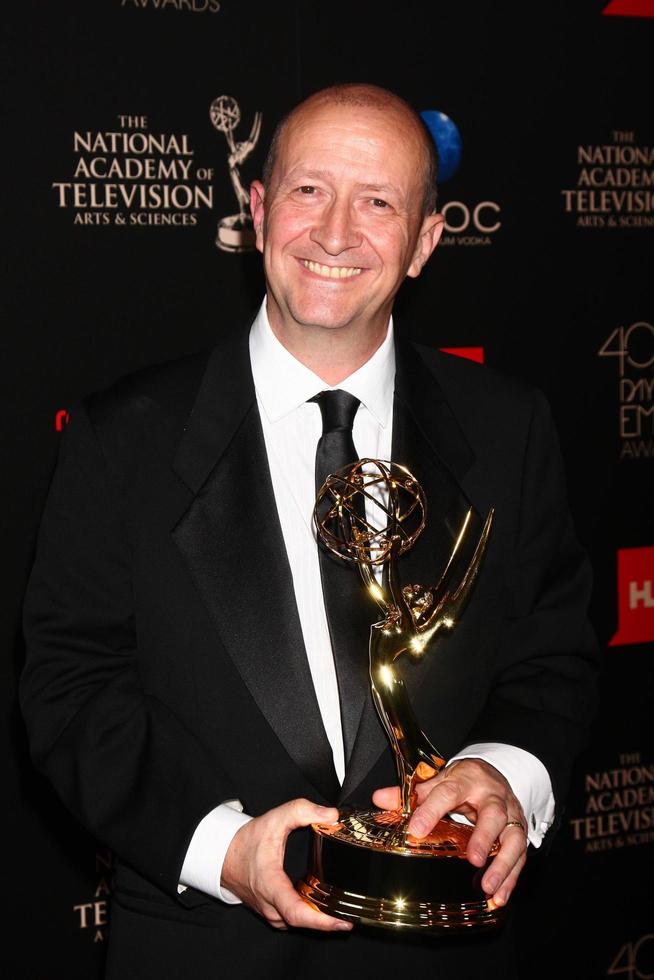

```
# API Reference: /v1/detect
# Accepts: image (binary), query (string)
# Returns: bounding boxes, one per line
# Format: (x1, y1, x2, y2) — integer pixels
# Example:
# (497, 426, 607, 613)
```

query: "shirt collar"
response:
(249, 298, 395, 428)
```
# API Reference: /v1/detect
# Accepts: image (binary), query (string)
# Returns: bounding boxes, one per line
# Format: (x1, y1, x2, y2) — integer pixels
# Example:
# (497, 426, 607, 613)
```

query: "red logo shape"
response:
(603, 0, 654, 17)
(609, 546, 654, 646)
(55, 409, 70, 431)
(439, 346, 485, 364)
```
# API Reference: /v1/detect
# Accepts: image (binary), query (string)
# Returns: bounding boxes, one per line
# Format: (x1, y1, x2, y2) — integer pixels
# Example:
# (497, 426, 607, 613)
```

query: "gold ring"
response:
(504, 820, 527, 835)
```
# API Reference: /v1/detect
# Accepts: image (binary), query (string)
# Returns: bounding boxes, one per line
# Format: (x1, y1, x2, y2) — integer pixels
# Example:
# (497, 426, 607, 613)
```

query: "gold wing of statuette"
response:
(359, 507, 494, 658)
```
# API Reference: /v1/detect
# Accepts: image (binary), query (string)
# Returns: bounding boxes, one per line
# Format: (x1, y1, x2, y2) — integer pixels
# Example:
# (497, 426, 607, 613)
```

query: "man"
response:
(21, 84, 598, 978)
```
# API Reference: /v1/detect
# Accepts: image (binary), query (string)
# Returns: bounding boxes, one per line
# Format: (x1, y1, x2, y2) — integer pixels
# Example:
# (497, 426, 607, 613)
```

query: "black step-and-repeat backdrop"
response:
(4, 2, 652, 977)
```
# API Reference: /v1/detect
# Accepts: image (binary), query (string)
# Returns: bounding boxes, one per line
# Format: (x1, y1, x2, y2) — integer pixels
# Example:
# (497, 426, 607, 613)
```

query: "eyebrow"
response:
(359, 183, 398, 196)
(282, 169, 402, 197)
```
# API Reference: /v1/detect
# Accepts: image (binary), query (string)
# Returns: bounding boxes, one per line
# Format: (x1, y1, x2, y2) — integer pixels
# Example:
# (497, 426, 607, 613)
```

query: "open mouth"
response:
(301, 259, 363, 280)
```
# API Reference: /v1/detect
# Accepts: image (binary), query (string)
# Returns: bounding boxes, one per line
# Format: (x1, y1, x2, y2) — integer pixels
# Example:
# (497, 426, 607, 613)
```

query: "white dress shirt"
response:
(178, 299, 555, 902)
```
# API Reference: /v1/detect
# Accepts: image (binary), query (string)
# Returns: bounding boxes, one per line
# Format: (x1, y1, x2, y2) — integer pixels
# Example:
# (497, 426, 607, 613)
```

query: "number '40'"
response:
(598, 323, 654, 377)
(608, 934, 654, 980)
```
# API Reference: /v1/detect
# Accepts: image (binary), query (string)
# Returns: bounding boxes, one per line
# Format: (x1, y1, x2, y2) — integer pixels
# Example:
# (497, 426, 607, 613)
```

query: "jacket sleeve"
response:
(20, 401, 236, 903)
(465, 388, 600, 811)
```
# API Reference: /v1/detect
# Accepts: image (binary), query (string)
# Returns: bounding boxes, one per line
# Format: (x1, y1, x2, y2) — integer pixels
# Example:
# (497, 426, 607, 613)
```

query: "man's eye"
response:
(371, 198, 389, 209)
(298, 185, 316, 194)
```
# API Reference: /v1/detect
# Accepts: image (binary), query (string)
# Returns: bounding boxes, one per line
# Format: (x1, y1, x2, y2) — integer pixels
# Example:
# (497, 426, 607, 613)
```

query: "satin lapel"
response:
(339, 337, 479, 803)
(171, 331, 340, 803)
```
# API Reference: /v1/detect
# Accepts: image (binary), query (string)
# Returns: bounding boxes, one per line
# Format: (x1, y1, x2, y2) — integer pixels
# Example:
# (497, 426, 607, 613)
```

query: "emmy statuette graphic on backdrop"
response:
(209, 95, 262, 253)
(297, 459, 501, 931)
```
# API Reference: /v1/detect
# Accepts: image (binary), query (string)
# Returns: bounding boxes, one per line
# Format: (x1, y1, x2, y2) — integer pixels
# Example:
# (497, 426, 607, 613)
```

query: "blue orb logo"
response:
(420, 110, 462, 183)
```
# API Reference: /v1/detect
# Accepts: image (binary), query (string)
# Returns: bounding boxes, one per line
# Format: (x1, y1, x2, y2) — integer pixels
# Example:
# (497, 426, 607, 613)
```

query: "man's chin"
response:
(268, 293, 387, 339)
(287, 303, 368, 333)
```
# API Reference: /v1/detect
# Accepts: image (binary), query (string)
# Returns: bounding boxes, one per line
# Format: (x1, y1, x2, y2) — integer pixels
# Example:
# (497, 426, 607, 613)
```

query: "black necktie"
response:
(311, 390, 371, 763)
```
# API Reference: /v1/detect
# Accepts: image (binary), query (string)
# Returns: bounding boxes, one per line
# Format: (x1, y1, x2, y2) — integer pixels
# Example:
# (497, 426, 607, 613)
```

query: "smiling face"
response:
(250, 98, 443, 354)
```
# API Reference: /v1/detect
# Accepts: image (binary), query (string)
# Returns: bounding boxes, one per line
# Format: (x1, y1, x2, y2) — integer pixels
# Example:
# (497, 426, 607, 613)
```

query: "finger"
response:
(275, 876, 352, 932)
(480, 825, 529, 896)
(258, 897, 288, 930)
(282, 799, 340, 833)
(465, 796, 509, 866)
(406, 777, 463, 837)
(485, 847, 527, 906)
(371, 786, 400, 810)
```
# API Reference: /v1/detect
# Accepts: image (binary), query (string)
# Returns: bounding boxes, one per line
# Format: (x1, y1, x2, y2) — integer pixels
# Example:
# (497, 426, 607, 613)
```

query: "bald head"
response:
(262, 84, 438, 218)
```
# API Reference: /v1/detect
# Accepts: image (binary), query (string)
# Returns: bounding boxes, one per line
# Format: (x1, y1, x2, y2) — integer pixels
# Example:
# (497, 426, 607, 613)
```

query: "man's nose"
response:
(310, 197, 362, 255)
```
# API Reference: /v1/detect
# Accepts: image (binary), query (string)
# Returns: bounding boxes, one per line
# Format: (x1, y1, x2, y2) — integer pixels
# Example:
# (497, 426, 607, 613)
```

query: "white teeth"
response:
(303, 260, 362, 279)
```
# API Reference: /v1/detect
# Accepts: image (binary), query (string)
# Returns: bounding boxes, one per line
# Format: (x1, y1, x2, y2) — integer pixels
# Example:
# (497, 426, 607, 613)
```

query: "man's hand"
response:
(372, 758, 529, 908)
(220, 798, 353, 932)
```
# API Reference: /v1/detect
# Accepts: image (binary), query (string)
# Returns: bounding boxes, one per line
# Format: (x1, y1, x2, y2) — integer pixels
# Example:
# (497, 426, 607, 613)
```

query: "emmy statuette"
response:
(209, 95, 262, 253)
(297, 460, 502, 932)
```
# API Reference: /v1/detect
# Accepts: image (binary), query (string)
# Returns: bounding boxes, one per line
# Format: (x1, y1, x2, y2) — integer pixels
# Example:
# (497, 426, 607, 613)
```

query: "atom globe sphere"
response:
(314, 459, 427, 568)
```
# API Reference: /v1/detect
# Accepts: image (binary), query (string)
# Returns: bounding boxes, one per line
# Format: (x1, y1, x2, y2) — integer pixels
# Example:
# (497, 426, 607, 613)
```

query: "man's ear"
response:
(250, 180, 265, 254)
(406, 213, 444, 279)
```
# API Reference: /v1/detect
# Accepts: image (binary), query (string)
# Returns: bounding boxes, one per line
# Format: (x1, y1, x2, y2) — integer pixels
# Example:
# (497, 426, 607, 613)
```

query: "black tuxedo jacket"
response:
(21, 325, 598, 979)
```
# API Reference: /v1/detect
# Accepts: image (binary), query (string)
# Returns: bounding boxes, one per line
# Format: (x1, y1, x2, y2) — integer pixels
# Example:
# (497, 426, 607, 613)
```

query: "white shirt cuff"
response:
(447, 742, 555, 848)
(177, 799, 252, 904)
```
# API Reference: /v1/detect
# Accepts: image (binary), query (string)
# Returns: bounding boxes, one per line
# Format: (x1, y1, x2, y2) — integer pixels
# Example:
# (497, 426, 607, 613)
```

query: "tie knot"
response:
(311, 389, 361, 435)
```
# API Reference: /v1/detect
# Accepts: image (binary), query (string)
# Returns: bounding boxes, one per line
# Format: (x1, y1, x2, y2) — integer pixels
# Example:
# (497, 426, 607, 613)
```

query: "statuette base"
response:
(297, 809, 505, 932)
(216, 214, 255, 252)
